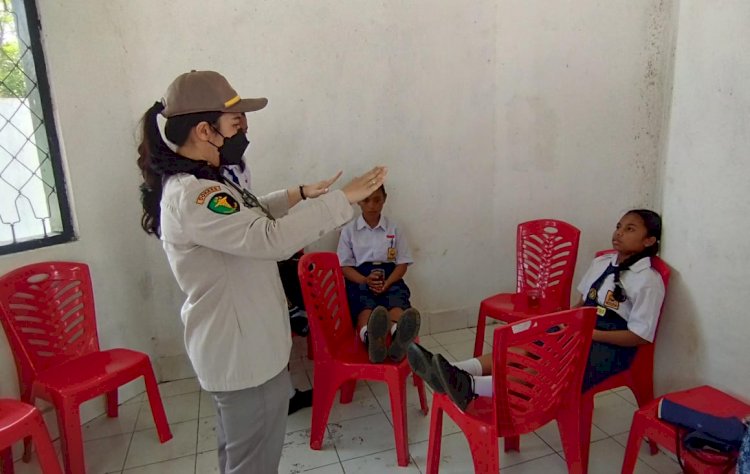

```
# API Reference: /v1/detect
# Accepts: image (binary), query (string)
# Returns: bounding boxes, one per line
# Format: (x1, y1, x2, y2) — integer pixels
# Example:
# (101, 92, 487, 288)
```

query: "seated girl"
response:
(408, 209, 665, 409)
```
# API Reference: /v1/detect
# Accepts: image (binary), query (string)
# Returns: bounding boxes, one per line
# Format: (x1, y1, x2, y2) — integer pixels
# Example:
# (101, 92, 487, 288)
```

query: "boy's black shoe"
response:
(367, 306, 389, 363)
(433, 354, 477, 411)
(288, 389, 313, 415)
(388, 308, 421, 362)
(289, 306, 309, 337)
(406, 343, 444, 393)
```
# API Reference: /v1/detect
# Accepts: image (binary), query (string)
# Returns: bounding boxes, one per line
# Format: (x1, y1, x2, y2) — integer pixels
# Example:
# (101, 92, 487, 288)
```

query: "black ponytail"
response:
(136, 103, 222, 237)
(612, 209, 662, 302)
(137, 102, 168, 237)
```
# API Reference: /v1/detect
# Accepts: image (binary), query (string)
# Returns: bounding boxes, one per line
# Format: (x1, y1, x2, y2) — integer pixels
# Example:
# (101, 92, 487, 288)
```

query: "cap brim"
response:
(224, 98, 268, 113)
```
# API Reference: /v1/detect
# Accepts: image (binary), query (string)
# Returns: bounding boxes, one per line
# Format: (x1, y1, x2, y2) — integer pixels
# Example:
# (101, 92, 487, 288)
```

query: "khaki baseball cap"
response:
(161, 70, 268, 118)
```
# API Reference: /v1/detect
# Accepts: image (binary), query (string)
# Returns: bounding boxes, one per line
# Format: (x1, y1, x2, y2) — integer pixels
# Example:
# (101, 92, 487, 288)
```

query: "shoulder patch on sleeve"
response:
(206, 192, 240, 215)
(196, 186, 222, 204)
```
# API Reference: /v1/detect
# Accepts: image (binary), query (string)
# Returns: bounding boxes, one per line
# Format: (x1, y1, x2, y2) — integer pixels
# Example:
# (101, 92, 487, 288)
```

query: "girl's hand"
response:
(342, 166, 388, 204)
(302, 171, 343, 199)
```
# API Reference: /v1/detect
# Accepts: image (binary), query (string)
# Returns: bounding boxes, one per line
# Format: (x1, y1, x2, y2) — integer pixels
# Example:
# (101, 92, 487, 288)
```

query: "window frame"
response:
(0, 0, 74, 255)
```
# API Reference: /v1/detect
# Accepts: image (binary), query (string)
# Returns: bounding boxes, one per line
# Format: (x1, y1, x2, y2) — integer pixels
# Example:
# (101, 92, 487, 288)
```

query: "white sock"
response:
(359, 326, 368, 343)
(473, 375, 493, 397)
(454, 358, 483, 376)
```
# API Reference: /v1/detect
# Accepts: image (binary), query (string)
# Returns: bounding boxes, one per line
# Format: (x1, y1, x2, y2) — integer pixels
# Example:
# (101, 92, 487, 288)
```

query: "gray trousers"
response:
(211, 369, 291, 474)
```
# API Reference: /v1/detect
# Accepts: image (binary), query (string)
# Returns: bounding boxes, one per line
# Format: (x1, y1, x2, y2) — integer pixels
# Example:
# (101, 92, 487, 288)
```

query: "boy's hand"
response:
(371, 281, 390, 295)
(366, 273, 384, 293)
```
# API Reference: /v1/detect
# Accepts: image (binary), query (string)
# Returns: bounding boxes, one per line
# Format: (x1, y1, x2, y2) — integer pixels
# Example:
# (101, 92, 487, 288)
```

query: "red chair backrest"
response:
(491, 307, 596, 435)
(516, 219, 581, 310)
(298, 252, 355, 362)
(0, 262, 100, 396)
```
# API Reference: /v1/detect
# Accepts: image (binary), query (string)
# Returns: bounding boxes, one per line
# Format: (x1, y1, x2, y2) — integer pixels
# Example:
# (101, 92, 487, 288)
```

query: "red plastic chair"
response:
(1, 399, 62, 474)
(473, 219, 581, 358)
(298, 252, 428, 467)
(622, 385, 749, 474)
(426, 307, 596, 473)
(0, 262, 173, 474)
(580, 251, 671, 471)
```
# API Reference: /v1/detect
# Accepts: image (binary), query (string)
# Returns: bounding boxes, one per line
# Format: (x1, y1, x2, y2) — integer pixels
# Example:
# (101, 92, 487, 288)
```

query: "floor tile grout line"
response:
(118, 396, 145, 473)
(193, 393, 203, 474)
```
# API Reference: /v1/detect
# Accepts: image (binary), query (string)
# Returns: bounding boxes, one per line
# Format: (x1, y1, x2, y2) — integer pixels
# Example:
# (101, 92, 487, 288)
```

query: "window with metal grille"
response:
(0, 0, 73, 255)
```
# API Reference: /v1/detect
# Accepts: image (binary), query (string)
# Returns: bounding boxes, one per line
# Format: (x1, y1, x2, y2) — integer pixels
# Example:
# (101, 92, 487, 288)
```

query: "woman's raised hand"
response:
(302, 171, 343, 199)
(342, 166, 388, 204)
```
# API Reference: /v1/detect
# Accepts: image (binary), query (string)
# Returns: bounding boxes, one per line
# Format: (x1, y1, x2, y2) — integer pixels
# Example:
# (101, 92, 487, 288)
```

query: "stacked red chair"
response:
(0, 262, 172, 474)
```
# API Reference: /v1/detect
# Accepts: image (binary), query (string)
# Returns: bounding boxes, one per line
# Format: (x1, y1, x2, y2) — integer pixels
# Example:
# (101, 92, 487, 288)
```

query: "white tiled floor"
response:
(13, 328, 682, 473)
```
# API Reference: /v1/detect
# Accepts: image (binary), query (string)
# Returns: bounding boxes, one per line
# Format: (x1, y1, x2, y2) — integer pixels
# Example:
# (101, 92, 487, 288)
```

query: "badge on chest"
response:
(603, 290, 620, 310)
(386, 234, 397, 262)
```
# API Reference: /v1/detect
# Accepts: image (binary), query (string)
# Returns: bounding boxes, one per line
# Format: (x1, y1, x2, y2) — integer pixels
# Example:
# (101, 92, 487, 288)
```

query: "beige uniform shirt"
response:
(160, 173, 354, 392)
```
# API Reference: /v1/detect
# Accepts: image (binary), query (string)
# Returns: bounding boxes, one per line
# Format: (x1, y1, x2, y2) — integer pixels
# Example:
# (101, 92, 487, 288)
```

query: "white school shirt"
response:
(221, 158, 252, 190)
(336, 215, 413, 267)
(576, 254, 665, 342)
(160, 173, 354, 392)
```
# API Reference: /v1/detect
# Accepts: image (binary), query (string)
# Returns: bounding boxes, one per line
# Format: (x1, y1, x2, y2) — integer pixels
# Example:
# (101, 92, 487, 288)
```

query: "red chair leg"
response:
(106, 390, 118, 418)
(339, 380, 356, 404)
(20, 391, 33, 463)
(1, 447, 14, 474)
(142, 366, 173, 443)
(28, 413, 63, 474)
(57, 401, 86, 474)
(22, 437, 32, 463)
(504, 435, 520, 452)
(473, 312, 487, 358)
(630, 385, 659, 455)
(557, 409, 584, 474)
(580, 392, 595, 473)
(414, 374, 429, 415)
(306, 333, 314, 360)
(425, 401, 445, 474)
(310, 379, 339, 450)
(386, 372, 410, 467)
(468, 430, 499, 474)
(621, 413, 646, 474)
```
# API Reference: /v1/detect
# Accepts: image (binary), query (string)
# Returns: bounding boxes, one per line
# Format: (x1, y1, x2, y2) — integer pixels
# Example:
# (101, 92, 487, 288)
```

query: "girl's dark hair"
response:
(625, 209, 662, 256)
(612, 209, 662, 302)
(136, 102, 221, 237)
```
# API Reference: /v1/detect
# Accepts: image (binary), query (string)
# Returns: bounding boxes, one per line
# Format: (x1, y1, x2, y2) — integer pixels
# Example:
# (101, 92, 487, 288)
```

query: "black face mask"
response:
(211, 127, 249, 167)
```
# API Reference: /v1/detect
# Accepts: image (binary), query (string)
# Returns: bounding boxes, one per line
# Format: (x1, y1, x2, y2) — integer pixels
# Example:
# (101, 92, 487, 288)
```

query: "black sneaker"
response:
(433, 354, 477, 411)
(289, 307, 309, 337)
(367, 306, 389, 363)
(288, 389, 313, 415)
(387, 308, 421, 362)
(406, 343, 444, 393)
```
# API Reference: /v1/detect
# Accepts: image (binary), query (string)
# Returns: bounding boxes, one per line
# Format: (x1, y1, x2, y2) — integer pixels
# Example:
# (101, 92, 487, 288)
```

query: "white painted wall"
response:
(657, 0, 750, 399)
(1, 0, 678, 409)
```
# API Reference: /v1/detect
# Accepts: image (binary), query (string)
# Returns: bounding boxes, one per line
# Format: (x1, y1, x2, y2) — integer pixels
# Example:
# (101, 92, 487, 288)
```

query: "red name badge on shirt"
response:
(386, 235, 397, 262)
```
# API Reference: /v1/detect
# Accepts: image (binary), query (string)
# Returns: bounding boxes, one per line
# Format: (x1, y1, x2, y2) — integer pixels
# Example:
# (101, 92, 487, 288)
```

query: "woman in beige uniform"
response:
(136, 70, 386, 474)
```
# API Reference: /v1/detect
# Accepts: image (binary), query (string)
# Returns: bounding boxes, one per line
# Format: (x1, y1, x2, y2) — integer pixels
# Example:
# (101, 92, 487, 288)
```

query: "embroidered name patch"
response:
(207, 193, 240, 215)
(604, 290, 620, 310)
(196, 186, 221, 204)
